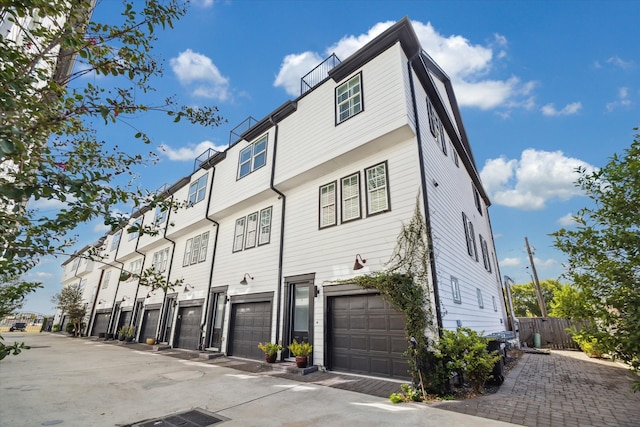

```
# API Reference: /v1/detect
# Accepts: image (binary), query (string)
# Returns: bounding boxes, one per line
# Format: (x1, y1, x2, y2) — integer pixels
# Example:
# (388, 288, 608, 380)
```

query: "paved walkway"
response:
(432, 350, 640, 427)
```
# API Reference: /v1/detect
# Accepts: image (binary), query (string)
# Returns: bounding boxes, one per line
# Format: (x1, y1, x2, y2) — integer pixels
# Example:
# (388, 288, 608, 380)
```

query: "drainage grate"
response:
(132, 408, 227, 427)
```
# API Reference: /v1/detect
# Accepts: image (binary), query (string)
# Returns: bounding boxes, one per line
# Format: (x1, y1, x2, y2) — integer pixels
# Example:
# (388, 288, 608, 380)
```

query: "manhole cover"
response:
(132, 408, 227, 427)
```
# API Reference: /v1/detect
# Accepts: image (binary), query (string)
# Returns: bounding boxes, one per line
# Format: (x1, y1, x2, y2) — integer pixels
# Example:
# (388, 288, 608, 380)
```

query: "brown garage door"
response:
(329, 293, 410, 379)
(91, 313, 110, 336)
(228, 301, 272, 360)
(174, 306, 202, 350)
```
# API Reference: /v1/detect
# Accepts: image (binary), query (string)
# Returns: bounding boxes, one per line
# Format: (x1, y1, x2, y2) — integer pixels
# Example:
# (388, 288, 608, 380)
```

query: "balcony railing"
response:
(300, 53, 341, 96)
(229, 116, 258, 147)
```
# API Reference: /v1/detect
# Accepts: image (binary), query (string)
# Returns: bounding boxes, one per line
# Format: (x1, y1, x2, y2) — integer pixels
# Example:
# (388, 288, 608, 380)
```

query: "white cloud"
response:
(500, 257, 521, 267)
(541, 102, 582, 117)
(191, 0, 214, 7)
(606, 56, 633, 70)
(170, 49, 230, 101)
(534, 257, 557, 269)
(606, 86, 632, 112)
(273, 20, 536, 111)
(92, 222, 111, 234)
(480, 149, 596, 210)
(158, 140, 226, 161)
(557, 213, 577, 226)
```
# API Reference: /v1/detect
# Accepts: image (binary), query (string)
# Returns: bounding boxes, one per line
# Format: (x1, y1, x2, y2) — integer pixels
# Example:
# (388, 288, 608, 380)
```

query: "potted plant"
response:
(117, 326, 127, 341)
(145, 337, 156, 345)
(125, 325, 135, 342)
(258, 342, 282, 363)
(288, 339, 313, 368)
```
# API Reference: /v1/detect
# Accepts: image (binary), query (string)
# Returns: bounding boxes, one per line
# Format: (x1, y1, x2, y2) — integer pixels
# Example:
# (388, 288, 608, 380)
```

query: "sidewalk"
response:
(432, 349, 640, 427)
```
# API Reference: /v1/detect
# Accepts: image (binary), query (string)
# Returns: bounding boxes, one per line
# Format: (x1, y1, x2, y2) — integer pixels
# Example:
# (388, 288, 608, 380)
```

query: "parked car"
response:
(9, 322, 27, 332)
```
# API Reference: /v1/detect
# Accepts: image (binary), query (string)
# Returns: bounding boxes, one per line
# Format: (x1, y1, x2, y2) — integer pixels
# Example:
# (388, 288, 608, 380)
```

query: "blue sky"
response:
(22, 0, 639, 314)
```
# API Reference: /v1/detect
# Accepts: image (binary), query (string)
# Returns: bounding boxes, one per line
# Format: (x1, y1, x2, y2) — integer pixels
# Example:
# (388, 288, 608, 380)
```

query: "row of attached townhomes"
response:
(56, 18, 508, 380)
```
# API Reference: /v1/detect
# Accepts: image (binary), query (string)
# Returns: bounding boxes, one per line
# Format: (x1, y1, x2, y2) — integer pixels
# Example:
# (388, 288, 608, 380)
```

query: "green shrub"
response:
(65, 322, 75, 334)
(52, 324, 60, 332)
(572, 330, 606, 358)
(389, 384, 423, 403)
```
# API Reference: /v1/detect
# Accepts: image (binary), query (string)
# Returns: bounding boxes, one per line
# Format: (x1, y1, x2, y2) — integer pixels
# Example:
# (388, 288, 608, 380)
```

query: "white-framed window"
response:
(336, 73, 362, 124)
(128, 219, 142, 241)
(479, 234, 491, 272)
(127, 259, 142, 281)
(245, 212, 258, 249)
(319, 182, 337, 228)
(70, 258, 79, 271)
(451, 276, 461, 304)
(341, 173, 361, 222)
(154, 206, 167, 226)
(492, 295, 498, 312)
(462, 212, 478, 261)
(188, 174, 208, 206)
(477, 288, 484, 309)
(101, 271, 111, 289)
(151, 248, 169, 273)
(233, 217, 245, 252)
(238, 135, 268, 179)
(365, 161, 390, 215)
(184, 231, 209, 265)
(110, 231, 121, 251)
(258, 207, 272, 246)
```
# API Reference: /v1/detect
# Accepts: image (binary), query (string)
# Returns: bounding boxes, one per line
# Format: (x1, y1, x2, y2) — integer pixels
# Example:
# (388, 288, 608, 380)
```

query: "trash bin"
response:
(485, 334, 507, 385)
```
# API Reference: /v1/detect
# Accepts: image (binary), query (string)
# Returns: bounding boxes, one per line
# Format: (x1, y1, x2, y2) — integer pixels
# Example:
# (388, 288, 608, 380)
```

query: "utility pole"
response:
(525, 237, 547, 317)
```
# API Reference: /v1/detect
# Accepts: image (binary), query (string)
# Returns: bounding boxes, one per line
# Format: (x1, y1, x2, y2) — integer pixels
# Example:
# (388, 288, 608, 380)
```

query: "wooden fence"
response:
(517, 317, 585, 349)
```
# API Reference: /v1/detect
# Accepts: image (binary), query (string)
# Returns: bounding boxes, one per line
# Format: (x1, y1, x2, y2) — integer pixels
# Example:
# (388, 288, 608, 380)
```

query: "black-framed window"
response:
(233, 217, 245, 252)
(183, 231, 210, 266)
(451, 142, 460, 167)
(341, 172, 361, 223)
(258, 207, 272, 246)
(451, 276, 461, 304)
(365, 161, 390, 215)
(427, 97, 446, 155)
(479, 234, 491, 272)
(319, 181, 337, 228)
(245, 212, 259, 249)
(336, 73, 362, 124)
(238, 135, 268, 179)
(233, 206, 272, 251)
(462, 212, 478, 261)
(473, 184, 483, 216)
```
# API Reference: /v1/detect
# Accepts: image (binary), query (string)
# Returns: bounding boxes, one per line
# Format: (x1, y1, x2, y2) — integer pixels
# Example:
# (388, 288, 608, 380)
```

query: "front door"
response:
(206, 291, 226, 351)
(284, 275, 314, 359)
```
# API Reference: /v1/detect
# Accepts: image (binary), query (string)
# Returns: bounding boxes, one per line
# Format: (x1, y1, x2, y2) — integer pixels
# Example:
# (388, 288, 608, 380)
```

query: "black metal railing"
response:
(228, 116, 258, 147)
(300, 53, 341, 96)
(194, 148, 220, 171)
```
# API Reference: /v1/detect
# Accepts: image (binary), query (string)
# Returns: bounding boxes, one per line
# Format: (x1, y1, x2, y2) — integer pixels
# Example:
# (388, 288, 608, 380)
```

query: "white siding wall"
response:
(167, 169, 213, 239)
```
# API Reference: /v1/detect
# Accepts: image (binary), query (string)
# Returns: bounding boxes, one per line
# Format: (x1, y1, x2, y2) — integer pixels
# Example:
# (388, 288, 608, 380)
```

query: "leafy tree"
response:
(51, 283, 86, 337)
(0, 1, 224, 327)
(0, 279, 42, 360)
(553, 130, 640, 391)
(510, 279, 560, 317)
(549, 283, 587, 319)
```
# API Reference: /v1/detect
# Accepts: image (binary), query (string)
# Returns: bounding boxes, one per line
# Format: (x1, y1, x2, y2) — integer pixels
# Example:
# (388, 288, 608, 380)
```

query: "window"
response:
(451, 276, 461, 304)
(70, 258, 79, 271)
(462, 212, 478, 261)
(238, 135, 268, 179)
(451, 143, 459, 167)
(101, 271, 111, 290)
(151, 248, 169, 273)
(473, 185, 483, 216)
(479, 235, 491, 272)
(341, 173, 361, 222)
(427, 98, 446, 155)
(258, 207, 272, 245)
(185, 231, 209, 265)
(365, 162, 390, 215)
(492, 295, 498, 312)
(336, 73, 362, 124)
(245, 212, 258, 249)
(477, 288, 484, 308)
(319, 182, 337, 228)
(154, 206, 167, 226)
(233, 217, 245, 252)
(128, 219, 142, 241)
(188, 174, 208, 206)
(127, 259, 142, 281)
(110, 231, 121, 251)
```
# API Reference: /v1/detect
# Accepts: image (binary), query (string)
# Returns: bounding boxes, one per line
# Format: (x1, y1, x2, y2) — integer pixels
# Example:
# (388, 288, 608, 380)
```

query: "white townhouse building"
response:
(63, 17, 508, 380)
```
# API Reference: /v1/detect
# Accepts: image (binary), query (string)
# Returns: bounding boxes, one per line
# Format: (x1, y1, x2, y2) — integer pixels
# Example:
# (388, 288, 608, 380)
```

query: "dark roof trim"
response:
(242, 100, 298, 142)
(200, 150, 227, 170)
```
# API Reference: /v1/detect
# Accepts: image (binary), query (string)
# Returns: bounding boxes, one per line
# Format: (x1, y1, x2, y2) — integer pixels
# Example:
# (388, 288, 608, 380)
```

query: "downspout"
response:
(131, 217, 147, 329)
(156, 194, 177, 343)
(200, 167, 219, 351)
(108, 230, 126, 335)
(407, 54, 444, 336)
(268, 115, 286, 348)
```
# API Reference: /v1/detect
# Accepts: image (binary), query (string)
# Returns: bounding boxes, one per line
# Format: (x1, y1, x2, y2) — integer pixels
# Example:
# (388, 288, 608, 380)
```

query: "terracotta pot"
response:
(265, 353, 277, 363)
(295, 355, 308, 369)
(145, 337, 156, 345)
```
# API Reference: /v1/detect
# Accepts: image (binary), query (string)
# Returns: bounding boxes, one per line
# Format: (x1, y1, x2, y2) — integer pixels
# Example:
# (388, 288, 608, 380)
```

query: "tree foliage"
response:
(51, 283, 86, 337)
(510, 279, 560, 317)
(553, 129, 640, 390)
(0, 1, 224, 285)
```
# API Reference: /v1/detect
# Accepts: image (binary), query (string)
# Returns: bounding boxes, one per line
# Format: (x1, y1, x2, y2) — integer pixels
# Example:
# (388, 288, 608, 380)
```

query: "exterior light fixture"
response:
(120, 296, 130, 302)
(353, 254, 366, 270)
(183, 284, 194, 292)
(98, 299, 106, 305)
(240, 273, 253, 285)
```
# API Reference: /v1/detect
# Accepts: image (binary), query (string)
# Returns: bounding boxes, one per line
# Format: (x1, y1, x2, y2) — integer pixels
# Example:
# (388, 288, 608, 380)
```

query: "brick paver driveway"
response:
(432, 350, 640, 427)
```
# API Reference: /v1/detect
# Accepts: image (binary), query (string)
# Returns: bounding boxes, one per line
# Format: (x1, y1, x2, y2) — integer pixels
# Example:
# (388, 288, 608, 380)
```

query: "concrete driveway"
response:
(433, 349, 640, 427)
(0, 333, 515, 427)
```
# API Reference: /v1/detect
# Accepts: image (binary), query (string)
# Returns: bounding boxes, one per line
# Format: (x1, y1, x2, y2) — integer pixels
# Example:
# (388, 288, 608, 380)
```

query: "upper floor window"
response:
(101, 271, 111, 290)
(473, 185, 483, 216)
(462, 212, 478, 261)
(154, 206, 167, 226)
(238, 135, 267, 179)
(245, 212, 259, 249)
(451, 143, 459, 167)
(336, 73, 362, 124)
(427, 98, 446, 155)
(341, 173, 361, 222)
(127, 259, 142, 281)
(319, 182, 337, 228)
(233, 206, 273, 252)
(110, 231, 121, 251)
(492, 295, 498, 312)
(259, 207, 272, 245)
(151, 248, 169, 273)
(479, 234, 491, 272)
(451, 276, 461, 304)
(477, 288, 484, 308)
(128, 219, 142, 241)
(365, 161, 390, 215)
(188, 174, 208, 206)
(233, 217, 246, 252)
(183, 231, 210, 266)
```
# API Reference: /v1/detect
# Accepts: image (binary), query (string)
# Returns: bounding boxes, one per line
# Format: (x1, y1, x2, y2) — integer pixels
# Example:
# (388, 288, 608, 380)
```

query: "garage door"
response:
(228, 301, 272, 360)
(140, 309, 160, 342)
(91, 313, 110, 336)
(174, 306, 202, 350)
(329, 294, 410, 379)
